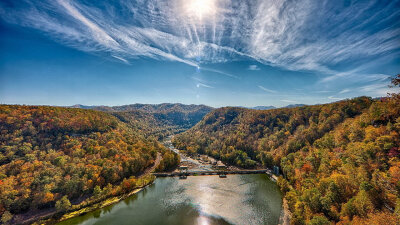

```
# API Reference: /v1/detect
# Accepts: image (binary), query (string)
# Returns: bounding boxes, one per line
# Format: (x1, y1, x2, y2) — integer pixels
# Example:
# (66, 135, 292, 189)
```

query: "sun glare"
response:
(184, 0, 216, 20)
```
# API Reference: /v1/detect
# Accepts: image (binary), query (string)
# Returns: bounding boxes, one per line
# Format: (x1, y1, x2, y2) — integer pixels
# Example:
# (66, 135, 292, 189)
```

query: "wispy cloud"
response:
(112, 55, 130, 64)
(248, 65, 260, 71)
(313, 90, 333, 93)
(196, 83, 214, 88)
(339, 89, 350, 94)
(56, 0, 119, 50)
(200, 67, 239, 79)
(359, 83, 390, 96)
(0, 0, 398, 76)
(281, 99, 296, 103)
(258, 85, 277, 93)
(328, 96, 343, 100)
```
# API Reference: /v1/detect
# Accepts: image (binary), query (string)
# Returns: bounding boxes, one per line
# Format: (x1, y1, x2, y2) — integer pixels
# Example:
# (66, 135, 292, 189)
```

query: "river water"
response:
(58, 174, 282, 225)
(58, 137, 283, 225)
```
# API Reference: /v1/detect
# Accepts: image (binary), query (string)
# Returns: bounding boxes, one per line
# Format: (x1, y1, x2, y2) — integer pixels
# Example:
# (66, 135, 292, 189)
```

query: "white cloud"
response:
(359, 83, 390, 96)
(248, 65, 260, 71)
(328, 96, 342, 100)
(201, 67, 239, 79)
(112, 55, 130, 64)
(281, 99, 296, 103)
(0, 0, 398, 75)
(56, 0, 119, 50)
(258, 85, 277, 93)
(339, 89, 350, 94)
(196, 83, 214, 88)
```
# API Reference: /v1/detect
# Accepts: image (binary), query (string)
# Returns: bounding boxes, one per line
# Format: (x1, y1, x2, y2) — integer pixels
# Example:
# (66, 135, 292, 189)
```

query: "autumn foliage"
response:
(0, 106, 166, 220)
(173, 75, 400, 224)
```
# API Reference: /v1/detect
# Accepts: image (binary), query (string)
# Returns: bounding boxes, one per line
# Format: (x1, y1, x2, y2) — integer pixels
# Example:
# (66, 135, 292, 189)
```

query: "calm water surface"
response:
(58, 174, 282, 225)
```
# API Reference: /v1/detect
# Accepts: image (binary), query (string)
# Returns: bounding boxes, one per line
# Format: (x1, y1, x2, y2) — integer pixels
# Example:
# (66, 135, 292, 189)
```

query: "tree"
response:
(93, 185, 102, 198)
(55, 196, 71, 212)
(277, 176, 290, 194)
(1, 211, 13, 224)
(353, 190, 374, 217)
(42, 192, 54, 204)
(389, 74, 400, 88)
(309, 215, 330, 225)
(395, 198, 400, 218)
(389, 74, 400, 99)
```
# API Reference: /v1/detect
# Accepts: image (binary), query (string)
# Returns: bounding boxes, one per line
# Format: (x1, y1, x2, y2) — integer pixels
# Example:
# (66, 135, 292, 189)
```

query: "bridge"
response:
(153, 169, 274, 179)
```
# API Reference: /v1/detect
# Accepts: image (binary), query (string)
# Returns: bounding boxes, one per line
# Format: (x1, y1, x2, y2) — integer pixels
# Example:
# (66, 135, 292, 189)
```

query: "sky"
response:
(0, 0, 399, 108)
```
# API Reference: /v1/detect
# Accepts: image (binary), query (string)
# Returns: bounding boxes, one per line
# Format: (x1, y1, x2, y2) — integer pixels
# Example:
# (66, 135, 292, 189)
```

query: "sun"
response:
(184, 0, 217, 20)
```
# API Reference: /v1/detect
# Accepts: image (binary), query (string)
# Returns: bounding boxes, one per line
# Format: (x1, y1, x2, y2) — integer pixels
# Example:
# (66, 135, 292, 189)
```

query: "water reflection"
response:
(57, 174, 282, 225)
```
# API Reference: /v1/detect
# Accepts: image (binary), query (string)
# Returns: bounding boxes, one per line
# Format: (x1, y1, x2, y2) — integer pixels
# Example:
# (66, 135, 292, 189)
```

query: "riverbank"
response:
(11, 152, 162, 225)
(279, 198, 292, 225)
(50, 181, 153, 224)
(19, 175, 156, 225)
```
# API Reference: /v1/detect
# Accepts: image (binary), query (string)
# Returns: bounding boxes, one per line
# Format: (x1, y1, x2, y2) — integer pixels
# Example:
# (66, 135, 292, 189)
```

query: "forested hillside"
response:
(0, 106, 168, 223)
(174, 97, 373, 168)
(173, 76, 400, 224)
(71, 103, 213, 139)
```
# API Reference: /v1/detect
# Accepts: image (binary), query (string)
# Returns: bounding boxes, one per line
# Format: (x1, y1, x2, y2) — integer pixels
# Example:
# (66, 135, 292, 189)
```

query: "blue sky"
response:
(0, 0, 399, 107)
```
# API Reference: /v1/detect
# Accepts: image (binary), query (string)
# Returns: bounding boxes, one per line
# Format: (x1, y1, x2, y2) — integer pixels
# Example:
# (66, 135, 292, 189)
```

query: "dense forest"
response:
(173, 76, 400, 224)
(0, 105, 178, 224)
(72, 103, 213, 140)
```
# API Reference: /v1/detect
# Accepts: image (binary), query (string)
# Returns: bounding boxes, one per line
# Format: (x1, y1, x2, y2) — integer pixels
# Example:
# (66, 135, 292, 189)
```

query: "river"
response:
(57, 139, 283, 225)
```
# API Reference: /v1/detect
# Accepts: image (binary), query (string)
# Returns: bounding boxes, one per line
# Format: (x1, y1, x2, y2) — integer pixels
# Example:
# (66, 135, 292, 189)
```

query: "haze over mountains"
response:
(70, 103, 213, 113)
(249, 104, 306, 110)
(70, 103, 306, 111)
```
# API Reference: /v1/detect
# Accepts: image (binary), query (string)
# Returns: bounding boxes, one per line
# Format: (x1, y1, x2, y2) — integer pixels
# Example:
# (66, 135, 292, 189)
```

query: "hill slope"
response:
(173, 95, 400, 223)
(0, 105, 168, 222)
(174, 97, 373, 167)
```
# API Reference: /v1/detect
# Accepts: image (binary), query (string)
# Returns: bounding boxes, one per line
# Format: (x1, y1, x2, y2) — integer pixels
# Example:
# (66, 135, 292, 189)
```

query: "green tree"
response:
(55, 196, 71, 212)
(394, 198, 400, 218)
(1, 211, 13, 224)
(277, 176, 290, 194)
(93, 185, 102, 198)
(309, 215, 330, 225)
(353, 190, 374, 217)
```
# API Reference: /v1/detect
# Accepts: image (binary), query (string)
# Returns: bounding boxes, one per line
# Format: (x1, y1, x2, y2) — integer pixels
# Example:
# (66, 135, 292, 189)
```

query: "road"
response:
(139, 152, 162, 178)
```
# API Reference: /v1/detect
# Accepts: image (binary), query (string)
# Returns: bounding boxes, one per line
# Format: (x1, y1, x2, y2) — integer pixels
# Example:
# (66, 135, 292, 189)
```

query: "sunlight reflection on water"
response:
(57, 174, 282, 225)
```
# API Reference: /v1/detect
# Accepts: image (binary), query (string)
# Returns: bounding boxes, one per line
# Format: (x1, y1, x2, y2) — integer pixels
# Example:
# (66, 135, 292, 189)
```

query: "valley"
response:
(1, 78, 399, 225)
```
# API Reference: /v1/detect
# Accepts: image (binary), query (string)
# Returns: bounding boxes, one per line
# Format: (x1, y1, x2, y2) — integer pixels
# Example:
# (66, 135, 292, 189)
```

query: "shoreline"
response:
(15, 154, 161, 225)
(55, 183, 150, 224)
(28, 181, 154, 225)
(278, 198, 291, 225)
(21, 152, 165, 224)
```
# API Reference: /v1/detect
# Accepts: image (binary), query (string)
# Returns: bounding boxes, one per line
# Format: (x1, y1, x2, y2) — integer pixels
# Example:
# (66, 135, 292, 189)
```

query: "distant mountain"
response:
(244, 104, 306, 110)
(69, 104, 97, 109)
(70, 103, 212, 113)
(283, 104, 306, 108)
(249, 106, 276, 110)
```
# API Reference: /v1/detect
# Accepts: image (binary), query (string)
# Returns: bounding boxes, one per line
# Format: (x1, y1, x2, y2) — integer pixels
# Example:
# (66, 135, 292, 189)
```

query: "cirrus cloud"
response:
(0, 0, 398, 78)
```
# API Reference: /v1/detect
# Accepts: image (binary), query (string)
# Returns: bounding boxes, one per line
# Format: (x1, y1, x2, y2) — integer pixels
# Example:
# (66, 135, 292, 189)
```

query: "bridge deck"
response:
(153, 169, 272, 177)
